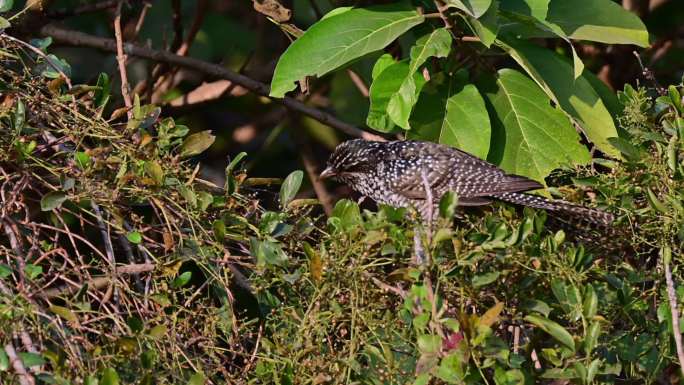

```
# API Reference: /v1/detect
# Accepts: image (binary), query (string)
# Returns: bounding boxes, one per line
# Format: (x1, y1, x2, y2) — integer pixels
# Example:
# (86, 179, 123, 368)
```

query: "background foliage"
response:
(0, 0, 683, 384)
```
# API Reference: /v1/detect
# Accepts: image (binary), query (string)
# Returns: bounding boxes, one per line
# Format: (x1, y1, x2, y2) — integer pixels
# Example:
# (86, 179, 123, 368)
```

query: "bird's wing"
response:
(388, 141, 543, 202)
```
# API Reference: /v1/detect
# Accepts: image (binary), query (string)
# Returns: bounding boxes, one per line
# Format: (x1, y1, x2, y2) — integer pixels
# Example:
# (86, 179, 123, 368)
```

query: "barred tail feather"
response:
(493, 192, 614, 227)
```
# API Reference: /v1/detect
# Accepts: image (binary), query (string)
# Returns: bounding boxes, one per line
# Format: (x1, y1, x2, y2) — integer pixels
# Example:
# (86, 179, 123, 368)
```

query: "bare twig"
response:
(4, 343, 34, 385)
(420, 170, 434, 243)
(664, 249, 684, 377)
(114, 1, 133, 118)
(1, 34, 73, 89)
(168, 80, 247, 107)
(296, 132, 334, 216)
(633, 51, 665, 95)
(41, 24, 385, 141)
(131, 2, 152, 40)
(346, 69, 369, 97)
(41, 263, 155, 299)
(361, 271, 406, 297)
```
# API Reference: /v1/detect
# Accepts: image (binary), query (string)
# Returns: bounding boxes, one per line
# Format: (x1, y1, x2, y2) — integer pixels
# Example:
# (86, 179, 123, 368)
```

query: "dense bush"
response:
(0, 0, 683, 384)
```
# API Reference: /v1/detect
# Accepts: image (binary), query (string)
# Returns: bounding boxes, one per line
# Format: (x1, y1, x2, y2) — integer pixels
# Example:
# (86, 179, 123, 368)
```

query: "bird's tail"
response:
(492, 192, 614, 227)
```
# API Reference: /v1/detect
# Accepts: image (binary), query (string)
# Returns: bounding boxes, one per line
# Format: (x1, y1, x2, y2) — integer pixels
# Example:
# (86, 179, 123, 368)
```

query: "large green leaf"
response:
(547, 0, 648, 47)
(480, 69, 590, 183)
(499, 0, 648, 47)
(525, 314, 576, 352)
(367, 59, 426, 132)
(499, 38, 620, 157)
(410, 71, 491, 159)
(388, 28, 452, 129)
(466, 0, 499, 48)
(445, 0, 492, 18)
(499, 2, 584, 79)
(269, 4, 425, 98)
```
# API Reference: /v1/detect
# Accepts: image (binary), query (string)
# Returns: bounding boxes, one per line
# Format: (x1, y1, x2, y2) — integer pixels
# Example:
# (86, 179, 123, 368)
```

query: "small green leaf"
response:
(144, 160, 164, 185)
(188, 372, 206, 385)
(49, 305, 77, 322)
(85, 376, 99, 385)
(0, 264, 11, 279)
(196, 191, 213, 211)
(24, 264, 42, 280)
(417, 334, 441, 354)
(583, 284, 598, 319)
(213, 220, 226, 242)
(279, 170, 303, 208)
(74, 151, 91, 169)
(101, 368, 120, 385)
(0, 0, 14, 13)
(180, 130, 215, 158)
(18, 352, 45, 367)
(224, 151, 248, 194)
(269, 4, 425, 97)
(522, 299, 551, 317)
(472, 271, 500, 287)
(41, 54, 71, 79)
(172, 271, 192, 288)
(0, 349, 9, 371)
(439, 191, 458, 219)
(607, 137, 640, 161)
(126, 231, 142, 244)
(94, 73, 111, 108)
(0, 16, 9, 30)
(12, 98, 24, 133)
(525, 314, 575, 352)
(584, 321, 600, 355)
(148, 324, 167, 340)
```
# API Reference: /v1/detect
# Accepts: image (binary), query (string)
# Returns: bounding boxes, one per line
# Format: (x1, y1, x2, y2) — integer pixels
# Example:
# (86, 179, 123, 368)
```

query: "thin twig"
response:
(114, 1, 134, 118)
(131, 2, 152, 40)
(4, 343, 34, 385)
(41, 24, 385, 141)
(0, 34, 73, 89)
(361, 271, 406, 297)
(346, 69, 369, 97)
(664, 250, 684, 377)
(41, 263, 155, 299)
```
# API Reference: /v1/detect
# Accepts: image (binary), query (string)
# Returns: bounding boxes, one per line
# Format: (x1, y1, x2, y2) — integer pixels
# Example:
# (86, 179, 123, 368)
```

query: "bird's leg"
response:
(412, 171, 434, 267)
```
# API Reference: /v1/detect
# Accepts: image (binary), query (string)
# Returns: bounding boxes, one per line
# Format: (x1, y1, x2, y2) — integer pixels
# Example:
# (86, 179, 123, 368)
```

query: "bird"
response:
(319, 139, 614, 227)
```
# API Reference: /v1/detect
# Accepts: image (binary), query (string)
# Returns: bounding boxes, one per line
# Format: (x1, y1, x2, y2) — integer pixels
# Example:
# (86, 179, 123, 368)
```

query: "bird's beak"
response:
(319, 167, 337, 180)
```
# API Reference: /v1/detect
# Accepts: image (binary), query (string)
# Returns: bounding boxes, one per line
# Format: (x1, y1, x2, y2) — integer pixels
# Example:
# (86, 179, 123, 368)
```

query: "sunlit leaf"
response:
(270, 4, 425, 97)
(480, 69, 590, 183)
(280, 170, 303, 208)
(387, 28, 452, 129)
(525, 314, 575, 352)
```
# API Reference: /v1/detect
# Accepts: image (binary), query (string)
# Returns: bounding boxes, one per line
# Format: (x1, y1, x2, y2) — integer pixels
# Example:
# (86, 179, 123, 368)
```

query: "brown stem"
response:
(114, 1, 133, 118)
(4, 344, 35, 385)
(665, 255, 684, 377)
(41, 24, 384, 141)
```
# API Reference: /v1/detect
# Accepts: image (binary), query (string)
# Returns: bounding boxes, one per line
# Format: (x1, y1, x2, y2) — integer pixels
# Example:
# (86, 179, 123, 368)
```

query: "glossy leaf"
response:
(481, 69, 590, 183)
(280, 170, 304, 208)
(445, 0, 492, 18)
(180, 130, 215, 158)
(467, 0, 499, 47)
(546, 0, 648, 47)
(525, 314, 575, 352)
(388, 28, 452, 129)
(270, 4, 425, 97)
(0, 0, 13, 12)
(367, 59, 426, 132)
(499, 38, 620, 157)
(410, 72, 491, 159)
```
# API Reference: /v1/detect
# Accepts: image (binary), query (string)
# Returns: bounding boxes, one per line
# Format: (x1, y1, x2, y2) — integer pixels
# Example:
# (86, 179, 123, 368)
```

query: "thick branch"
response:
(40, 24, 383, 141)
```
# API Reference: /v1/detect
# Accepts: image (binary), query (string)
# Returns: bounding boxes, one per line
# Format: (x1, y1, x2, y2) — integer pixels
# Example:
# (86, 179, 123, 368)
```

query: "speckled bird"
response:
(320, 139, 614, 226)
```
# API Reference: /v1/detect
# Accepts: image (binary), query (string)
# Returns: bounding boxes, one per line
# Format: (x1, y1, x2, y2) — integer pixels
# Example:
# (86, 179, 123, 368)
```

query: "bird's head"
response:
(320, 139, 379, 181)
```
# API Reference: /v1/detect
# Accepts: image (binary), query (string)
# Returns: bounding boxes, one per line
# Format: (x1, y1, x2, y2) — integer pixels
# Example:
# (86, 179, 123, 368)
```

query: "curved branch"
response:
(40, 24, 385, 141)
